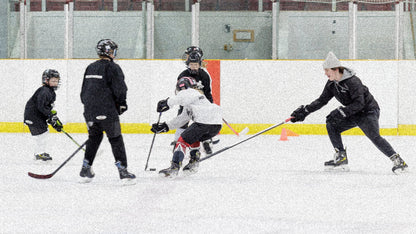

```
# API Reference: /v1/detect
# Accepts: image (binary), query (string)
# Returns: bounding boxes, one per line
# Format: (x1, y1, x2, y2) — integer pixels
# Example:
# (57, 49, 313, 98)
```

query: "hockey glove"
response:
(116, 101, 128, 115)
(290, 105, 309, 123)
(151, 122, 169, 133)
(157, 98, 170, 113)
(47, 111, 63, 132)
(326, 107, 347, 126)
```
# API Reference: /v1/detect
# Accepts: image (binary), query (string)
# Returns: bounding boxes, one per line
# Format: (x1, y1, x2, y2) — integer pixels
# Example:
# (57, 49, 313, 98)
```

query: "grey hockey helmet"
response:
(96, 39, 118, 57)
(42, 69, 60, 90)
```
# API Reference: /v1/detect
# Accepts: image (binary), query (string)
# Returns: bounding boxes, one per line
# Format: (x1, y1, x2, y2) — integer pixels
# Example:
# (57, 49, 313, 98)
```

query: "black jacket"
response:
(177, 68, 213, 103)
(81, 59, 127, 122)
(306, 69, 379, 117)
(24, 85, 56, 123)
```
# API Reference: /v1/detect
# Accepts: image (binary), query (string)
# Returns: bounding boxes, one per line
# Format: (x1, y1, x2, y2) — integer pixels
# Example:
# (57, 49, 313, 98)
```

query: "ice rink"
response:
(1, 131, 415, 233)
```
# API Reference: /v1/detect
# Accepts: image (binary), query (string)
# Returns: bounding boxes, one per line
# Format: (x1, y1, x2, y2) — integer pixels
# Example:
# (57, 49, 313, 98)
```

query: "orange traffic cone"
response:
(286, 129, 299, 137)
(279, 128, 288, 141)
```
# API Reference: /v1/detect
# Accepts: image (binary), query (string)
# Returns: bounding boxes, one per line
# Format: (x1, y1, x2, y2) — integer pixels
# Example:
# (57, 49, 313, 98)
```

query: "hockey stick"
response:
(199, 117, 293, 162)
(144, 112, 162, 171)
(28, 140, 87, 179)
(222, 118, 249, 136)
(62, 129, 85, 152)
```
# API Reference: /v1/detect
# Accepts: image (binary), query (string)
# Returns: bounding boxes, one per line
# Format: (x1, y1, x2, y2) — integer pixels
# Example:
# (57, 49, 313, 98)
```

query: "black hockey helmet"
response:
(42, 69, 60, 90)
(185, 46, 203, 57)
(186, 51, 202, 66)
(176, 77, 197, 93)
(96, 39, 118, 57)
(182, 46, 203, 61)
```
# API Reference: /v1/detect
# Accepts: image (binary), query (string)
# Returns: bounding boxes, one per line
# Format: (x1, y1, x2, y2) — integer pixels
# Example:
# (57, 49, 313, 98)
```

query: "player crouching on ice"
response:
(24, 69, 63, 161)
(151, 77, 222, 177)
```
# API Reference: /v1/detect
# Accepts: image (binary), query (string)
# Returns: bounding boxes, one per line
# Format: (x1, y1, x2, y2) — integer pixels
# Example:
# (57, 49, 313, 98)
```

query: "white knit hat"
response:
(322, 51, 342, 69)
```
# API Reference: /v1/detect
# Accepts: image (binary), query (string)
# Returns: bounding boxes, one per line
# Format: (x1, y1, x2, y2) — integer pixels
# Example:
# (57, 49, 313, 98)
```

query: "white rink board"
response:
(0, 59, 411, 128)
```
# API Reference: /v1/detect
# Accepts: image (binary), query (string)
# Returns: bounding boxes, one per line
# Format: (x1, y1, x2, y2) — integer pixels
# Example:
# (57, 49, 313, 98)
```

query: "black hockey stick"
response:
(144, 112, 162, 171)
(28, 140, 87, 179)
(199, 117, 293, 162)
(62, 129, 85, 152)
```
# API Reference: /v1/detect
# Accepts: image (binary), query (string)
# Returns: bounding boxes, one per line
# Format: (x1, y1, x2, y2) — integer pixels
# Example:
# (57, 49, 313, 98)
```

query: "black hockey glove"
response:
(326, 107, 346, 126)
(47, 111, 63, 132)
(290, 105, 309, 123)
(157, 98, 169, 113)
(116, 101, 128, 115)
(151, 122, 169, 133)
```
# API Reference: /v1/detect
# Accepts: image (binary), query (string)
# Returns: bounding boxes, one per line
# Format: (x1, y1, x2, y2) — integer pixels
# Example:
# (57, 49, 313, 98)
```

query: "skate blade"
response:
(324, 165, 350, 172)
(158, 172, 178, 178)
(182, 168, 198, 176)
(120, 178, 136, 186)
(79, 177, 93, 183)
(393, 167, 409, 174)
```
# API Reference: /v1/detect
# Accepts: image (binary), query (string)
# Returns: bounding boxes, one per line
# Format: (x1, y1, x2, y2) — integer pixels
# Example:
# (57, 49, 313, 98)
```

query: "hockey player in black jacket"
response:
(79, 39, 135, 183)
(290, 52, 407, 173)
(175, 50, 216, 154)
(24, 69, 63, 161)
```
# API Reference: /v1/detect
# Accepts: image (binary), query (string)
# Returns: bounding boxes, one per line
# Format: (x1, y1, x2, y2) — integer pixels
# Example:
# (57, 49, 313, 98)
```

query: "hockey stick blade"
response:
(199, 117, 292, 163)
(239, 127, 249, 136)
(28, 172, 54, 179)
(28, 140, 87, 179)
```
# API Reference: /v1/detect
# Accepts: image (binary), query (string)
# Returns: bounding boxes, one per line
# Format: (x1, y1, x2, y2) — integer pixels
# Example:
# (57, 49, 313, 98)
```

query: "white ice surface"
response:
(1, 132, 415, 233)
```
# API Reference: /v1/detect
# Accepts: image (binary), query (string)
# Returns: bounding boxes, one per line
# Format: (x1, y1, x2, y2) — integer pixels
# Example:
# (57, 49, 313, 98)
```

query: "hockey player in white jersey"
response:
(151, 77, 222, 177)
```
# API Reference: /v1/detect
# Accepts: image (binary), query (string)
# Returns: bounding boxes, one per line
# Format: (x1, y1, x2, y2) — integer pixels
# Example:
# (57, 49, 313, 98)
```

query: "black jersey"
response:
(306, 74, 379, 117)
(177, 68, 213, 103)
(81, 59, 127, 122)
(24, 85, 56, 123)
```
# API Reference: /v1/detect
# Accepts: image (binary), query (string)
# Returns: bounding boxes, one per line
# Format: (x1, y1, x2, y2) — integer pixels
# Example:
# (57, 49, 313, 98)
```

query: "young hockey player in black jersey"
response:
(24, 69, 63, 161)
(152, 77, 222, 177)
(175, 48, 216, 154)
(290, 52, 408, 173)
(79, 39, 135, 183)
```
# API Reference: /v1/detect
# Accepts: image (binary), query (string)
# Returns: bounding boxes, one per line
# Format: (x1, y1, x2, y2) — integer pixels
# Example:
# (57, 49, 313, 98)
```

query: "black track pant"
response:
(84, 119, 128, 167)
(326, 109, 396, 157)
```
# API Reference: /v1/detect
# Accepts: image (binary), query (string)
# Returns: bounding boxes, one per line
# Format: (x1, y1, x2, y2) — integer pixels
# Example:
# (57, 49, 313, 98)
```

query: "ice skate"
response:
(79, 160, 95, 183)
(324, 148, 349, 172)
(159, 161, 181, 178)
(34, 153, 52, 161)
(390, 154, 408, 173)
(115, 161, 136, 185)
(183, 150, 200, 175)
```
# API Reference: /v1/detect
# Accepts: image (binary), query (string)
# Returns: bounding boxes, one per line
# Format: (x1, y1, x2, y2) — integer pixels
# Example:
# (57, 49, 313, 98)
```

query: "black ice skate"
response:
(390, 154, 408, 173)
(159, 161, 181, 177)
(115, 161, 136, 182)
(183, 150, 201, 175)
(203, 140, 212, 155)
(79, 160, 95, 183)
(35, 153, 52, 161)
(324, 148, 349, 171)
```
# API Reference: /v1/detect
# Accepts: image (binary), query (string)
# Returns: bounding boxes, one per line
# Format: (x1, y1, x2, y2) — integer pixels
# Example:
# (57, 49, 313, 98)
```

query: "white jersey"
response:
(166, 88, 222, 130)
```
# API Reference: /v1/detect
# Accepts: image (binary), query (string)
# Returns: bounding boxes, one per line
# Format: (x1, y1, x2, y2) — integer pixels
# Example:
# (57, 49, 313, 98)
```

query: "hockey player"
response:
(151, 77, 222, 177)
(174, 50, 217, 154)
(24, 69, 63, 161)
(290, 51, 408, 173)
(79, 39, 135, 183)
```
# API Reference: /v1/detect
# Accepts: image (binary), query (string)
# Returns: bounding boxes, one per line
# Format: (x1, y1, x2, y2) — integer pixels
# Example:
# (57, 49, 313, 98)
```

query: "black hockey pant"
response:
(326, 109, 396, 157)
(84, 119, 128, 167)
